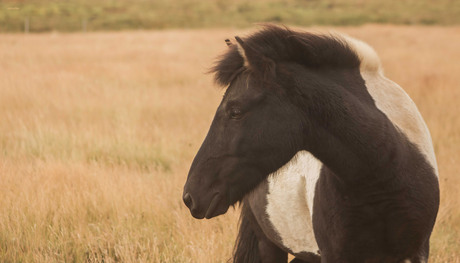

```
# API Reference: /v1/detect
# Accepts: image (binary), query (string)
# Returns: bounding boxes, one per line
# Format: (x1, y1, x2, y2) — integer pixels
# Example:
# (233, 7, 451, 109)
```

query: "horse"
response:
(182, 25, 439, 263)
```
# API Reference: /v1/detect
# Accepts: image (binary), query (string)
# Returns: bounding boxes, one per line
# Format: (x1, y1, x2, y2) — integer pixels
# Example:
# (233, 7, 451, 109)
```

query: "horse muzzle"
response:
(182, 189, 229, 219)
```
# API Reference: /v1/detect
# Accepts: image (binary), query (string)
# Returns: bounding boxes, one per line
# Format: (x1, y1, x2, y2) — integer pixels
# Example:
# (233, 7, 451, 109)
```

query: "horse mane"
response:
(232, 201, 261, 263)
(210, 25, 382, 87)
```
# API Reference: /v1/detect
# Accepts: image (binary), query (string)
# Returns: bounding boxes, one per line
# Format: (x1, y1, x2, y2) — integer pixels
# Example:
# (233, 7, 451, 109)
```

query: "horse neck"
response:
(292, 68, 403, 184)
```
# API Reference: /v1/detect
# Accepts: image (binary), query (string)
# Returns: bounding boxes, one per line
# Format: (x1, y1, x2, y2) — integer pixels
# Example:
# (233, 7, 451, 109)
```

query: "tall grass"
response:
(0, 25, 459, 262)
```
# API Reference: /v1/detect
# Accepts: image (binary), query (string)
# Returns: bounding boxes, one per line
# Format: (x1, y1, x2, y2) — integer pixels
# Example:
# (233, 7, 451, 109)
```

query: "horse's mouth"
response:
(205, 194, 223, 219)
(204, 193, 229, 219)
(189, 193, 229, 220)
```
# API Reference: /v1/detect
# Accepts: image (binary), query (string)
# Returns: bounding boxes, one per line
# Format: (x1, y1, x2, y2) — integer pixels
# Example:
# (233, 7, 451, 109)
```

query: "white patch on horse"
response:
(343, 35, 439, 175)
(265, 151, 321, 254)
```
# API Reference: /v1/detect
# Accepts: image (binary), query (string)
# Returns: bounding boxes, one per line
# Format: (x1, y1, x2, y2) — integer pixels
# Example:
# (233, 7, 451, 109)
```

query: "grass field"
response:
(0, 25, 459, 262)
(1, 0, 460, 32)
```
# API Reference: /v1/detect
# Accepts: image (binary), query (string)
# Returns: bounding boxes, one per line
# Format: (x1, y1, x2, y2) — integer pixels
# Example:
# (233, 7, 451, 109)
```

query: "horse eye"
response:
(230, 108, 242, 119)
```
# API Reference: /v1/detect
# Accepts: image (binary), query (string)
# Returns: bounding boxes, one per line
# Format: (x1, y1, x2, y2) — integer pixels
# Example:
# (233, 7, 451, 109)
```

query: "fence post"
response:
(82, 18, 87, 32)
(24, 17, 29, 33)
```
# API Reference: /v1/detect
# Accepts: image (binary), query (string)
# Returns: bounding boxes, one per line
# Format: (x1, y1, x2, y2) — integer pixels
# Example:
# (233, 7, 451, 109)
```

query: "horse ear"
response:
(234, 36, 249, 67)
(225, 39, 233, 47)
(234, 36, 275, 78)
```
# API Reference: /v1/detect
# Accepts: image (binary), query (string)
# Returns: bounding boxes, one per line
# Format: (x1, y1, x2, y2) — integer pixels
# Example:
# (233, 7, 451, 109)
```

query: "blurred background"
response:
(0, 1, 459, 262)
(1, 0, 460, 32)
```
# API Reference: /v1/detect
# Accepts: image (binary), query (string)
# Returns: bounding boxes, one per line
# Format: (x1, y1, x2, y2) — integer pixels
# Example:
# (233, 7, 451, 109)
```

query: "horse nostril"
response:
(183, 193, 193, 209)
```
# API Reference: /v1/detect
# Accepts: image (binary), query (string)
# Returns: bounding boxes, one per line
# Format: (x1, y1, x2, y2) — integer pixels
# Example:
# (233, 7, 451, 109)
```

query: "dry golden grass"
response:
(0, 25, 459, 262)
